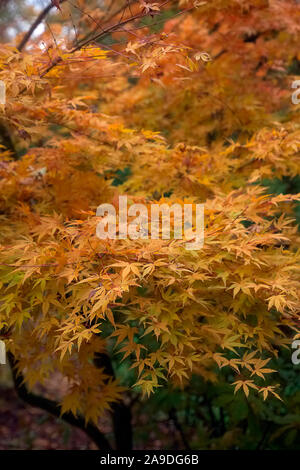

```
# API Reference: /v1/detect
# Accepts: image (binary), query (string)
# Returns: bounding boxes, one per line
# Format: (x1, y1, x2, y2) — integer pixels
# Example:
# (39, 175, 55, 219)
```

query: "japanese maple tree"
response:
(0, 0, 299, 449)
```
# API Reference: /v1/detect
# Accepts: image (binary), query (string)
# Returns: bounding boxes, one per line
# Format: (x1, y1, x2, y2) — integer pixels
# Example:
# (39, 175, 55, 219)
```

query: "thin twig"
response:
(17, 0, 67, 51)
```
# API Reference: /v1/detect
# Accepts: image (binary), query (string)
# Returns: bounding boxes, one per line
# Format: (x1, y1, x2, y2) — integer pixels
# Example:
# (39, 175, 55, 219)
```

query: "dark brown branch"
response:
(94, 352, 133, 451)
(75, 0, 171, 52)
(40, 0, 171, 78)
(169, 407, 191, 450)
(17, 0, 67, 51)
(256, 421, 272, 450)
(7, 352, 112, 450)
(17, 0, 134, 55)
(76, 0, 137, 49)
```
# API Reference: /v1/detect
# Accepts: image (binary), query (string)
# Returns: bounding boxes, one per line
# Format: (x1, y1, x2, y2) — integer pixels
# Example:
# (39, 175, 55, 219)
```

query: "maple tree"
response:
(0, 0, 299, 449)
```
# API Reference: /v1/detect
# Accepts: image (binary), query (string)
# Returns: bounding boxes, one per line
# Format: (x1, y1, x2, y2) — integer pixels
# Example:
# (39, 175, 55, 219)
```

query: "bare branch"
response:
(40, 0, 171, 78)
(17, 0, 67, 51)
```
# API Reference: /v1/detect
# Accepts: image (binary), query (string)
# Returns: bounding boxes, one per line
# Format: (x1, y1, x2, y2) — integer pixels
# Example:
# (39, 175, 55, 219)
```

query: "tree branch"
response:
(39, 0, 171, 78)
(7, 352, 112, 450)
(17, 0, 67, 51)
(169, 407, 191, 450)
(94, 352, 133, 451)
